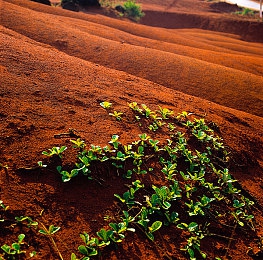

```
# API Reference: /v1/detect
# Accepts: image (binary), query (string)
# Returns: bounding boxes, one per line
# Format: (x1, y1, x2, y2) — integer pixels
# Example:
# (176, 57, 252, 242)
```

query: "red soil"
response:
(0, 0, 263, 259)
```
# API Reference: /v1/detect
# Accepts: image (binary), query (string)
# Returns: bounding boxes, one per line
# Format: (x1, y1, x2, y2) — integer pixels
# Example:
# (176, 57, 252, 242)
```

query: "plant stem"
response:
(39, 222, 64, 260)
(224, 223, 237, 258)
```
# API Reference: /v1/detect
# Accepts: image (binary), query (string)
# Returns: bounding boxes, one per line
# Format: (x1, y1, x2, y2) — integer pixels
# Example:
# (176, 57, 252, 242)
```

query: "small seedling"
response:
(137, 210, 162, 241)
(114, 180, 144, 207)
(158, 106, 174, 119)
(39, 224, 63, 260)
(39, 224, 60, 236)
(77, 232, 100, 258)
(57, 166, 82, 182)
(42, 146, 67, 159)
(141, 104, 155, 118)
(0, 200, 9, 211)
(109, 134, 121, 150)
(128, 101, 143, 114)
(15, 216, 38, 228)
(100, 101, 112, 109)
(71, 138, 86, 149)
(96, 228, 113, 246)
(37, 161, 47, 168)
(1, 234, 26, 257)
(109, 111, 123, 121)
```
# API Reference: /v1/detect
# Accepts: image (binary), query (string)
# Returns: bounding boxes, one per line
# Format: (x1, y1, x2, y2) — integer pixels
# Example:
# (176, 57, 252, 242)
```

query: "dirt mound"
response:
(140, 11, 263, 43)
(1, 0, 263, 259)
(210, 1, 243, 13)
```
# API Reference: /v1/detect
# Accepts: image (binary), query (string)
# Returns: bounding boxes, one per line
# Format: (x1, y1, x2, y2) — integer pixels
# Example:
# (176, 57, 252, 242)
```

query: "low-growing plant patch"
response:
(1, 101, 261, 259)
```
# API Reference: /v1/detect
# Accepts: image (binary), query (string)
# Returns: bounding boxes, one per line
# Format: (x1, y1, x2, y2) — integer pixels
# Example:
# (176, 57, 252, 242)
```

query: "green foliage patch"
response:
(0, 101, 260, 259)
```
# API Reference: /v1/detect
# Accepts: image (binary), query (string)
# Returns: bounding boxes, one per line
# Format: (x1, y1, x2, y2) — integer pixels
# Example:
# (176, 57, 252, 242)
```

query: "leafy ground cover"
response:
(1, 102, 263, 259)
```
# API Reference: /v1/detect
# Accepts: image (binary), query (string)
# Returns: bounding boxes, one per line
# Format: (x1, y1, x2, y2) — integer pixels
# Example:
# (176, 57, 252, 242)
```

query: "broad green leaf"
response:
(80, 233, 89, 244)
(149, 221, 162, 233)
(78, 245, 88, 255)
(1, 245, 12, 254)
(146, 232, 154, 241)
(18, 234, 25, 243)
(100, 101, 112, 109)
(49, 225, 60, 234)
(89, 248, 98, 256)
(188, 222, 198, 232)
(163, 201, 171, 209)
(11, 243, 20, 251)
(71, 253, 77, 260)
(177, 223, 188, 230)
(188, 248, 196, 259)
(39, 229, 48, 235)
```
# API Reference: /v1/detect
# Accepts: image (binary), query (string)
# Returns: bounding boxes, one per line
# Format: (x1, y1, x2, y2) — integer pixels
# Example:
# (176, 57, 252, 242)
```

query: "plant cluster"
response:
(39, 101, 257, 259)
(0, 201, 60, 260)
(1, 101, 259, 259)
(122, 0, 144, 21)
(233, 7, 255, 17)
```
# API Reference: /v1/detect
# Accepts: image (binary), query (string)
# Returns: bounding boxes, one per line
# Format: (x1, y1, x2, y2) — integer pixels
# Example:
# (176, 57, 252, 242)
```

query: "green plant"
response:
(71, 138, 86, 150)
(109, 111, 123, 121)
(108, 221, 135, 242)
(57, 166, 82, 182)
(42, 146, 67, 158)
(109, 134, 121, 150)
(185, 195, 215, 216)
(137, 208, 162, 241)
(242, 8, 254, 15)
(0, 200, 9, 222)
(15, 216, 38, 228)
(39, 224, 60, 236)
(1, 234, 26, 258)
(38, 101, 257, 259)
(122, 0, 145, 21)
(114, 180, 144, 207)
(77, 232, 100, 259)
(0, 200, 9, 211)
(39, 224, 63, 260)
(99, 101, 112, 109)
(177, 222, 207, 259)
(128, 101, 143, 114)
(158, 106, 174, 119)
(233, 7, 255, 17)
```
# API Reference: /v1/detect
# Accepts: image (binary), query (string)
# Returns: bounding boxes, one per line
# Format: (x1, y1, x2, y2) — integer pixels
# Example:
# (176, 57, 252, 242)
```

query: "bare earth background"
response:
(0, 0, 263, 259)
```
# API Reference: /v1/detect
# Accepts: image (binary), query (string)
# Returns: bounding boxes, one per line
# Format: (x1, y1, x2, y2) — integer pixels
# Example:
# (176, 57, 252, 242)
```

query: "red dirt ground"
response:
(1, 0, 263, 259)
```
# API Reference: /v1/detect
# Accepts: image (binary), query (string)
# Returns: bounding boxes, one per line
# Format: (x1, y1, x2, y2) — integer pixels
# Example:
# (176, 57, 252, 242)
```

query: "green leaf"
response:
(18, 234, 25, 244)
(71, 253, 78, 260)
(11, 243, 20, 251)
(146, 232, 154, 241)
(188, 248, 196, 259)
(188, 222, 198, 232)
(78, 245, 88, 255)
(59, 146, 67, 153)
(29, 251, 37, 257)
(1, 245, 12, 254)
(163, 201, 171, 209)
(149, 221, 162, 233)
(177, 223, 188, 230)
(80, 233, 89, 244)
(39, 229, 48, 235)
(100, 101, 112, 109)
(97, 228, 112, 243)
(49, 225, 60, 234)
